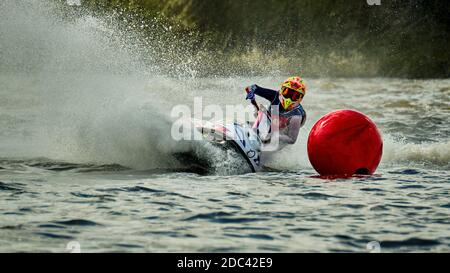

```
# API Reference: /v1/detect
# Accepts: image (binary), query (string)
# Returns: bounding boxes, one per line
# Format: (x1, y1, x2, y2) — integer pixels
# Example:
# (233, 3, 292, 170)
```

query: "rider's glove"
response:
(245, 84, 257, 100)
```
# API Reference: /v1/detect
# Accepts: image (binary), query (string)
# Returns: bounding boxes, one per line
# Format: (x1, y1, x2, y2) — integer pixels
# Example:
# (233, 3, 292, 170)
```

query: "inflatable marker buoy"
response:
(307, 110, 383, 176)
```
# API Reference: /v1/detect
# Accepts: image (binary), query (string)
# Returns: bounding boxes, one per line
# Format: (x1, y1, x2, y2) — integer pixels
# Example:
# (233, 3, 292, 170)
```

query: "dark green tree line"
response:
(61, 0, 449, 78)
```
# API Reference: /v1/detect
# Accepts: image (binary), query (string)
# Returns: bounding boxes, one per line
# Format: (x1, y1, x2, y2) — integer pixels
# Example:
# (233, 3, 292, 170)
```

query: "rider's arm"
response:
(279, 116, 302, 144)
(246, 85, 278, 102)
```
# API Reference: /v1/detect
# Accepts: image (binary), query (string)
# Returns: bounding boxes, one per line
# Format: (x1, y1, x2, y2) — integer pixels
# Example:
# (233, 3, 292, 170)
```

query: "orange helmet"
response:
(279, 76, 306, 110)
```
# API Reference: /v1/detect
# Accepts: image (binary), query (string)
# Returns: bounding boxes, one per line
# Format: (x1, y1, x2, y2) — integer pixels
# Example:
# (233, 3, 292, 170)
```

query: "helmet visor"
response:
(281, 87, 303, 102)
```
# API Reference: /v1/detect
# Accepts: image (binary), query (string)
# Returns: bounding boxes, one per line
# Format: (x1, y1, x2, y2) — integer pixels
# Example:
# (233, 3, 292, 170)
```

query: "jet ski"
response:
(192, 103, 273, 173)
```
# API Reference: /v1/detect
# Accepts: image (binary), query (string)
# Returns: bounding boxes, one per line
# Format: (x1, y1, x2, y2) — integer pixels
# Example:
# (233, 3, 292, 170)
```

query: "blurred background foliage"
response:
(62, 0, 449, 78)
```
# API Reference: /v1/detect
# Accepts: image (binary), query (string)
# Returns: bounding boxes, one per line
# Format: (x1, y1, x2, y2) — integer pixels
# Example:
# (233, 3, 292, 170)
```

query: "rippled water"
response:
(1, 0, 449, 253)
(1, 77, 449, 253)
(0, 160, 449, 252)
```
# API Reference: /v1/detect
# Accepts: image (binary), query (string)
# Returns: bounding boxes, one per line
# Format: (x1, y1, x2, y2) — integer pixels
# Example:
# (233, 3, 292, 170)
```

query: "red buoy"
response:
(307, 110, 383, 176)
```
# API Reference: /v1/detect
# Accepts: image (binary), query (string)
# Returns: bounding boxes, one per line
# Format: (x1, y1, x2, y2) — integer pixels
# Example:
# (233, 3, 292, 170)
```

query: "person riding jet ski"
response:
(245, 76, 307, 150)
